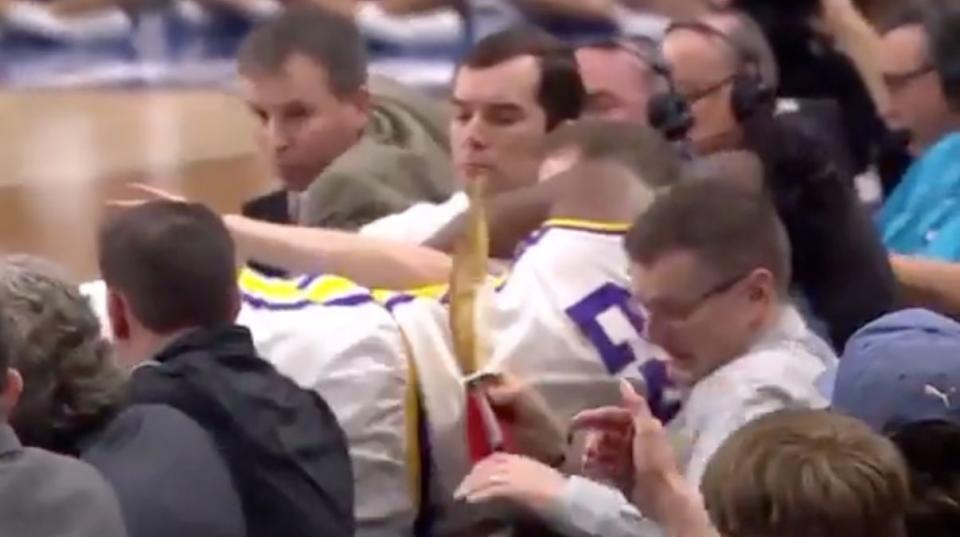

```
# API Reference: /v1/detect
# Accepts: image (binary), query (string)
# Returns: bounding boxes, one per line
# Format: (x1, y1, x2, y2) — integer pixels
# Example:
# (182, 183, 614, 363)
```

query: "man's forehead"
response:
(240, 53, 334, 103)
(882, 24, 929, 64)
(576, 46, 648, 74)
(630, 250, 702, 290)
(452, 55, 541, 105)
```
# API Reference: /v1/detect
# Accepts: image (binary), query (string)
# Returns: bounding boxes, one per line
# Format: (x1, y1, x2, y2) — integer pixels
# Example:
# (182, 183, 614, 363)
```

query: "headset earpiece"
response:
(647, 90, 694, 141)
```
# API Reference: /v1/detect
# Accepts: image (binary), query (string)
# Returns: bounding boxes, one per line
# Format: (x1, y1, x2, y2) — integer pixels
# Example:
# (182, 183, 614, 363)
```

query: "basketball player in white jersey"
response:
(83, 122, 683, 536)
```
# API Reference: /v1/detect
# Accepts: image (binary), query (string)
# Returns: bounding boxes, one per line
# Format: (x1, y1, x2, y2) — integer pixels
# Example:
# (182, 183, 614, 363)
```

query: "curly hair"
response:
(0, 255, 126, 454)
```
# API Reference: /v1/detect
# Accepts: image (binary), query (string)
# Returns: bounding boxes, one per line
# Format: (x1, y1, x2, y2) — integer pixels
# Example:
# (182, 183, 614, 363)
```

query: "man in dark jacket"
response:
(98, 200, 355, 537)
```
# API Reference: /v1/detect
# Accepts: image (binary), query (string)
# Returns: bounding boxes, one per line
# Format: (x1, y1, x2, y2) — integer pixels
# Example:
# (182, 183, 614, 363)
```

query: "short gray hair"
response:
(0, 255, 125, 453)
(703, 9, 780, 91)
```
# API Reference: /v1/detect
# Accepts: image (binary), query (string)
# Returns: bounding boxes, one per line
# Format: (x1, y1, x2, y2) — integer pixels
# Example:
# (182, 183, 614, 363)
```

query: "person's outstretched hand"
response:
(454, 453, 567, 514)
(106, 182, 187, 209)
(474, 373, 568, 466)
(569, 382, 637, 494)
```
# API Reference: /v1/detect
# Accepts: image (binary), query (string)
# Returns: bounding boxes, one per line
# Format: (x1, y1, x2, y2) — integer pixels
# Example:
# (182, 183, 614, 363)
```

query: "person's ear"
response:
(745, 269, 776, 304)
(0, 369, 23, 417)
(348, 85, 371, 117)
(107, 289, 130, 341)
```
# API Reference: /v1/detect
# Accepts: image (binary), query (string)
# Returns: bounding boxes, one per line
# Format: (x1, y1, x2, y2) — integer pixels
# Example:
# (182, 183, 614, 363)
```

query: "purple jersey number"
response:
(566, 282, 682, 422)
(565, 282, 646, 375)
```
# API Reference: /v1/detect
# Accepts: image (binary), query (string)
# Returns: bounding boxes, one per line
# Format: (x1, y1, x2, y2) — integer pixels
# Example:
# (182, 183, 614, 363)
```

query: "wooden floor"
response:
(0, 89, 273, 280)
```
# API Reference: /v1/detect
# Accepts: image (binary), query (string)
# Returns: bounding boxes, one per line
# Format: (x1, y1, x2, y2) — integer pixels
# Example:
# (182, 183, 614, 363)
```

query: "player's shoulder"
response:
(238, 267, 379, 311)
(512, 218, 631, 262)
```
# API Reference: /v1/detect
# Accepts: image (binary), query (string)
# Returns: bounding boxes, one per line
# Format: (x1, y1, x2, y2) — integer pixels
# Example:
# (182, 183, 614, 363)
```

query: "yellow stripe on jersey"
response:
(542, 218, 632, 234)
(239, 268, 369, 306)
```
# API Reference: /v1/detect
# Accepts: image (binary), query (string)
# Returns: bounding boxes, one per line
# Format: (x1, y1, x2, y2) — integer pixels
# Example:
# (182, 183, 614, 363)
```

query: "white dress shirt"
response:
(359, 192, 468, 244)
(546, 306, 837, 537)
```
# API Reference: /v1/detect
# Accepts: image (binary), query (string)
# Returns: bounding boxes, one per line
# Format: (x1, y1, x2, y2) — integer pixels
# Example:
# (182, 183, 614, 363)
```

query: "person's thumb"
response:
(619, 379, 651, 420)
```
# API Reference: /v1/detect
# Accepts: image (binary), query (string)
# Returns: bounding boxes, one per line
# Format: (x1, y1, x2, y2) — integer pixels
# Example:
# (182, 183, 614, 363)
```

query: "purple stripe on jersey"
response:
(326, 294, 373, 307)
(241, 292, 372, 311)
(638, 359, 682, 424)
(384, 294, 415, 311)
(296, 274, 322, 290)
(512, 228, 548, 262)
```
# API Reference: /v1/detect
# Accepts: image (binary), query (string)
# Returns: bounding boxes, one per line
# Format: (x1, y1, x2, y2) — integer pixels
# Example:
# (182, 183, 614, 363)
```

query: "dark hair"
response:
(882, 0, 960, 110)
(238, 4, 367, 97)
(542, 119, 681, 188)
(98, 201, 238, 333)
(459, 25, 584, 130)
(625, 179, 791, 294)
(889, 420, 960, 537)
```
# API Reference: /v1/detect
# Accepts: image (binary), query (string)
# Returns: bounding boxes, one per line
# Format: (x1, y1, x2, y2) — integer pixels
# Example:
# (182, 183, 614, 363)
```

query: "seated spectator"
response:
(239, 4, 455, 232)
(654, 10, 895, 349)
(701, 409, 909, 537)
(98, 200, 355, 537)
(0, 255, 245, 537)
(0, 312, 128, 537)
(575, 37, 663, 124)
(831, 308, 960, 536)
(870, 1, 960, 315)
(595, 387, 909, 537)
(455, 179, 836, 537)
(877, 0, 960, 261)
(358, 24, 583, 242)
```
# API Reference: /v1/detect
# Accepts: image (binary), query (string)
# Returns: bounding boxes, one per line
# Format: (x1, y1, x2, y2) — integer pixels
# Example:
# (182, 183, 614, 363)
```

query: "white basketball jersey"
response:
(386, 219, 670, 535)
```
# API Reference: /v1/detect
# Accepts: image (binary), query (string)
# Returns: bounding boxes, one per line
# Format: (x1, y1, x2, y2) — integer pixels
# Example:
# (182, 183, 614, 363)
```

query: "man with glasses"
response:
(869, 1, 960, 318)
(574, 37, 665, 124)
(879, 3, 958, 157)
(453, 178, 836, 537)
(659, 12, 777, 155)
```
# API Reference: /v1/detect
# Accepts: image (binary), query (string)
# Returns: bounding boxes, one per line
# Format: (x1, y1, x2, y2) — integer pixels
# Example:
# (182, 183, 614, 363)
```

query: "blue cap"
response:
(832, 308, 960, 433)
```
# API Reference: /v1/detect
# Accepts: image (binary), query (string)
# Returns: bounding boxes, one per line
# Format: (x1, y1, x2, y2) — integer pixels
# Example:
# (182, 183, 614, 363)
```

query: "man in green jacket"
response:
(239, 4, 456, 230)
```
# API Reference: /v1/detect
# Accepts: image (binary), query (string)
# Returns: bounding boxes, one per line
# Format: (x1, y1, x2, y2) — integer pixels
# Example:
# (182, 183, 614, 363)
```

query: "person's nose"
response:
(265, 116, 291, 153)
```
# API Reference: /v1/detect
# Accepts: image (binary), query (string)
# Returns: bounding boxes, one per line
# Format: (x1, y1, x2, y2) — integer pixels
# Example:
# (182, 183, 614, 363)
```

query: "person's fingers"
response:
(484, 381, 522, 407)
(462, 481, 514, 504)
(454, 457, 504, 499)
(570, 407, 633, 431)
(620, 378, 653, 421)
(125, 182, 183, 200)
(104, 199, 149, 208)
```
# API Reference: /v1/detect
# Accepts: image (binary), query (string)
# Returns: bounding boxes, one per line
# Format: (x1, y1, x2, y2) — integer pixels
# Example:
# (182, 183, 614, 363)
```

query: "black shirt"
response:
(129, 325, 356, 537)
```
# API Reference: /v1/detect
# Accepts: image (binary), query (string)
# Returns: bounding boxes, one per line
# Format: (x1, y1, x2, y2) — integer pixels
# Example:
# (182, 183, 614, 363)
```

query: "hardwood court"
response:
(0, 89, 273, 280)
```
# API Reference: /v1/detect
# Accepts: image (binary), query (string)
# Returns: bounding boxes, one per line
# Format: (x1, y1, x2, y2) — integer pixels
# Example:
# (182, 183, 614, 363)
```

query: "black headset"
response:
(578, 35, 694, 142)
(647, 20, 776, 140)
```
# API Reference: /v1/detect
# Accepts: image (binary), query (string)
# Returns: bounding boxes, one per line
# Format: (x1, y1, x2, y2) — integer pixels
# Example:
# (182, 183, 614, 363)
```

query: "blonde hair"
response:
(701, 409, 909, 537)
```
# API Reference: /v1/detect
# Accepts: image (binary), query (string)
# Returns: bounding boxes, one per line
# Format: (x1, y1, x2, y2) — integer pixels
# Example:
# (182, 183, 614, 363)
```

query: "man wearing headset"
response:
(644, 10, 897, 351)
(574, 37, 666, 125)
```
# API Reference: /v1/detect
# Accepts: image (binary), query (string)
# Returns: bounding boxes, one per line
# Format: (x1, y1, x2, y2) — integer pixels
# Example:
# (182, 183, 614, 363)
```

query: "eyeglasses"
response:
(883, 63, 935, 93)
(679, 74, 737, 104)
(637, 270, 749, 325)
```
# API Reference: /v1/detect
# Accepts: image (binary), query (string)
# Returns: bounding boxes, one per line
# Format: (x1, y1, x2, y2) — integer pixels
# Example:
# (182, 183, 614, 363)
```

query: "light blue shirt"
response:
(878, 132, 960, 260)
